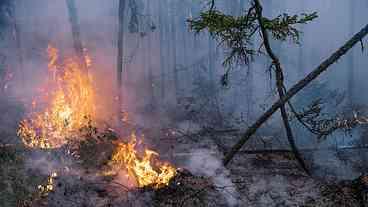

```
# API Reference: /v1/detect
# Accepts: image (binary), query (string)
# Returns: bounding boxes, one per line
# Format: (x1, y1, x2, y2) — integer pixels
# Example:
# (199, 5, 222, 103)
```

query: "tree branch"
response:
(223, 23, 368, 166)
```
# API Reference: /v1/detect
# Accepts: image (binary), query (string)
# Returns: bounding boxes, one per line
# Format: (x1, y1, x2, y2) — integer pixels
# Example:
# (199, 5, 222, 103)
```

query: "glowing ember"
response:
(17, 45, 96, 149)
(110, 133, 177, 189)
(38, 171, 58, 196)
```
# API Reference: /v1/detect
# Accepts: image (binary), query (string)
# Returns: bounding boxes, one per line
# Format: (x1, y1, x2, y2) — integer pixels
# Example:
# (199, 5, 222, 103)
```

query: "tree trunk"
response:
(146, 0, 155, 108)
(170, 2, 179, 104)
(65, 0, 87, 71)
(254, 0, 309, 174)
(117, 0, 126, 124)
(348, 1, 355, 107)
(208, 35, 215, 92)
(239, 0, 245, 15)
(158, 0, 166, 102)
(223, 23, 368, 166)
(182, 2, 189, 96)
(298, 1, 306, 76)
(12, 9, 24, 88)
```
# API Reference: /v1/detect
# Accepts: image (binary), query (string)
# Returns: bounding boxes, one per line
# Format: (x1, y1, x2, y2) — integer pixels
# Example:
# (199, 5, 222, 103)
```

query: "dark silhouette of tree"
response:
(117, 0, 127, 123)
(65, 0, 87, 71)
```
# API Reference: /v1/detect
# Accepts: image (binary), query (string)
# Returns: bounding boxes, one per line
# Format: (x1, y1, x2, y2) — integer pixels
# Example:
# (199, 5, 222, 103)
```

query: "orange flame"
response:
(18, 44, 176, 189)
(110, 133, 177, 188)
(17, 45, 96, 149)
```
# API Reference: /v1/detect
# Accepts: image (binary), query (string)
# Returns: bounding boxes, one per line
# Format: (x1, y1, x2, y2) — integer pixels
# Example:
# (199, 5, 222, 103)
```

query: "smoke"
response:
(185, 149, 240, 207)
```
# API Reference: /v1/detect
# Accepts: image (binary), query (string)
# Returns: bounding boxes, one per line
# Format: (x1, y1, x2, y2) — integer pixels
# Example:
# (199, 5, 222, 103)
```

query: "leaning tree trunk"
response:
(117, 0, 126, 125)
(65, 0, 87, 71)
(223, 23, 368, 166)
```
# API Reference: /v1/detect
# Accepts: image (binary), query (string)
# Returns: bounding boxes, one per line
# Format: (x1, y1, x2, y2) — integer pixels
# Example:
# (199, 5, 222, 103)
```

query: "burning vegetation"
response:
(17, 45, 96, 149)
(16, 45, 177, 193)
(108, 133, 176, 189)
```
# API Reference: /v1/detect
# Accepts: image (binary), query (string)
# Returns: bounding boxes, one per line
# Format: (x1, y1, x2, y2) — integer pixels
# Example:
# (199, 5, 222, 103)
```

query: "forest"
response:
(0, 0, 368, 206)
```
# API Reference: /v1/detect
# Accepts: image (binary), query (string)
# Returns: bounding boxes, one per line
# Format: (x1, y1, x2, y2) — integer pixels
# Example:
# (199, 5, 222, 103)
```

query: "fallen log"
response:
(223, 23, 368, 166)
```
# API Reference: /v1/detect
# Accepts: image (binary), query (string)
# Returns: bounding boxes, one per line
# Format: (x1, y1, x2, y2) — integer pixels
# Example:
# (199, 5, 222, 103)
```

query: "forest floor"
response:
(0, 97, 366, 207)
(1, 132, 365, 207)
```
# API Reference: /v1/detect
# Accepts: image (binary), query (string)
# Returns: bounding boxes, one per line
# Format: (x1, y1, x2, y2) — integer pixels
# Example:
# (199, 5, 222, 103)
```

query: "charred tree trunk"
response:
(223, 23, 368, 166)
(65, 0, 87, 71)
(254, 0, 309, 175)
(117, 0, 126, 122)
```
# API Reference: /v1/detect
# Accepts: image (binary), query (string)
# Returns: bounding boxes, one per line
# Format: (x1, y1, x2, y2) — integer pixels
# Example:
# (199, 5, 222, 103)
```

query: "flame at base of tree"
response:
(17, 45, 96, 149)
(109, 133, 177, 189)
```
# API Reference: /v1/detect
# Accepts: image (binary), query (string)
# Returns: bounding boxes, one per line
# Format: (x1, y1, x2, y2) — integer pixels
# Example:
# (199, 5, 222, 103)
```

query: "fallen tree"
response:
(223, 23, 368, 166)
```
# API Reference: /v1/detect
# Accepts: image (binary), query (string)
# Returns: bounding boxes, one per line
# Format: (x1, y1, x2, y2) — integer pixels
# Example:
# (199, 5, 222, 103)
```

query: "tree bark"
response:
(117, 0, 126, 123)
(223, 23, 368, 166)
(254, 0, 310, 174)
(65, 0, 87, 71)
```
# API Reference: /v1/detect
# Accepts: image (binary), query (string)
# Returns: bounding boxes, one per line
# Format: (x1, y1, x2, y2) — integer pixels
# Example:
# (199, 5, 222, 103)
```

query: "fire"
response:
(17, 44, 177, 190)
(110, 133, 177, 189)
(38, 172, 58, 196)
(17, 45, 96, 149)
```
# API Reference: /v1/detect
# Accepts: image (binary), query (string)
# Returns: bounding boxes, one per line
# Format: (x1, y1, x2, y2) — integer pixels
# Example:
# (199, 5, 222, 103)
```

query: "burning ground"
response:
(2, 120, 368, 207)
(1, 45, 181, 206)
